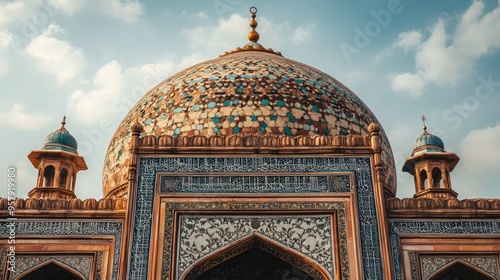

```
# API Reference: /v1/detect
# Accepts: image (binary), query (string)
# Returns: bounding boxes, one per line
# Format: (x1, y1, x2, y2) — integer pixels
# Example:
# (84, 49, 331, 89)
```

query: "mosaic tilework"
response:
(103, 51, 395, 197)
(0, 220, 122, 280)
(128, 156, 383, 280)
(389, 220, 500, 280)
(160, 174, 351, 193)
(177, 215, 335, 278)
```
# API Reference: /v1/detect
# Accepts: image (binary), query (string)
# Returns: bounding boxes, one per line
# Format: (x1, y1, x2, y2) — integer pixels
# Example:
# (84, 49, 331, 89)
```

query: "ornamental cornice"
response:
(0, 197, 127, 217)
(386, 197, 500, 218)
(138, 134, 373, 153)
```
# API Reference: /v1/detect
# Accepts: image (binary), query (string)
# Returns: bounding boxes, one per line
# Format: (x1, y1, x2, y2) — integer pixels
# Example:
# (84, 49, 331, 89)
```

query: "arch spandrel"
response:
(428, 260, 496, 280)
(182, 233, 331, 280)
(175, 214, 336, 279)
(16, 260, 86, 280)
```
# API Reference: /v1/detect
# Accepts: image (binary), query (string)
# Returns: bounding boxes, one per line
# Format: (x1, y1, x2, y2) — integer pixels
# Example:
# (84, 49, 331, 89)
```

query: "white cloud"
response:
(100, 0, 143, 24)
(389, 1, 500, 96)
(0, 30, 12, 48)
(0, 103, 53, 130)
(182, 13, 315, 53)
(182, 14, 248, 50)
(0, 0, 84, 26)
(288, 24, 314, 45)
(389, 72, 426, 98)
(0, 31, 12, 75)
(0, 0, 142, 28)
(459, 124, 500, 172)
(67, 60, 124, 126)
(0, 0, 42, 26)
(394, 30, 422, 52)
(49, 0, 85, 15)
(67, 54, 205, 126)
(25, 24, 86, 84)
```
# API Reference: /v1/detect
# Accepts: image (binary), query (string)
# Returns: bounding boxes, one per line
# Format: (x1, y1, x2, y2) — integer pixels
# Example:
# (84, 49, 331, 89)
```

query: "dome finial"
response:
(248, 7, 260, 42)
(219, 6, 282, 57)
(421, 114, 428, 134)
(58, 115, 69, 133)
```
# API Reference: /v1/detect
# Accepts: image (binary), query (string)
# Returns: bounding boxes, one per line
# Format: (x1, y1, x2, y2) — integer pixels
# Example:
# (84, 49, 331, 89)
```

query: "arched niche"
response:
(431, 167, 442, 188)
(17, 260, 85, 280)
(43, 165, 55, 187)
(420, 169, 428, 190)
(429, 260, 495, 280)
(59, 168, 68, 188)
(182, 233, 331, 280)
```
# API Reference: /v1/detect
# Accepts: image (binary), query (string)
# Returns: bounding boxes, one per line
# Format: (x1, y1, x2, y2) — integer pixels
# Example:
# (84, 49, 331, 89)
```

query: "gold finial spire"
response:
(248, 7, 260, 42)
(57, 115, 69, 133)
(421, 115, 429, 135)
(219, 7, 282, 57)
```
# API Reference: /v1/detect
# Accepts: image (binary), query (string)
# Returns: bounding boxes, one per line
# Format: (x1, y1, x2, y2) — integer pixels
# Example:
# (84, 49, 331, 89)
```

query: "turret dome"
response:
(411, 125, 445, 156)
(43, 117, 78, 154)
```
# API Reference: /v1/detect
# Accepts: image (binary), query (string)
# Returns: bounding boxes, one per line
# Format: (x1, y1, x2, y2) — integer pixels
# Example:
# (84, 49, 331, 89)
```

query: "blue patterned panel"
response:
(129, 156, 382, 280)
(160, 174, 350, 193)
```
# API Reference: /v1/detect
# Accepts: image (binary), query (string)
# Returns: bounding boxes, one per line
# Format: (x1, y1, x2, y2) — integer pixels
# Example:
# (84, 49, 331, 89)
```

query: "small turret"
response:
(402, 116, 460, 199)
(27, 117, 87, 199)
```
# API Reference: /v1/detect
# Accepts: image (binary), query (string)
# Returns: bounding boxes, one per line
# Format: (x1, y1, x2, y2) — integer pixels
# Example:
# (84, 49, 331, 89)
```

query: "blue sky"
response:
(0, 0, 499, 199)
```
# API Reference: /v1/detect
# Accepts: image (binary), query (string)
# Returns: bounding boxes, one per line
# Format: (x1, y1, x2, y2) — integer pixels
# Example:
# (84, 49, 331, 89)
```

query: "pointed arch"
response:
(16, 260, 85, 280)
(428, 259, 495, 280)
(43, 165, 55, 187)
(431, 167, 442, 188)
(420, 169, 428, 189)
(59, 168, 68, 188)
(182, 233, 331, 280)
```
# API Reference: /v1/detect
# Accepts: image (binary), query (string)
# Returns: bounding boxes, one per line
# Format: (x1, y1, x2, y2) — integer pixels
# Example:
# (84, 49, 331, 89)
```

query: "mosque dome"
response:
(102, 8, 396, 198)
(43, 117, 78, 154)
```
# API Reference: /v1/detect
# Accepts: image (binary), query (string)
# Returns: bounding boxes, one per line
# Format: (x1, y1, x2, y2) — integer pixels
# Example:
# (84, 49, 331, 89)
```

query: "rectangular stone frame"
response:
(0, 220, 122, 280)
(389, 220, 500, 279)
(126, 156, 385, 279)
(153, 199, 351, 279)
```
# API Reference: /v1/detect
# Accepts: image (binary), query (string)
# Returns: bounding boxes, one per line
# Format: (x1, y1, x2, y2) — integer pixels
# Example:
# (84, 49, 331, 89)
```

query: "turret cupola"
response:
(402, 116, 460, 199)
(27, 117, 87, 199)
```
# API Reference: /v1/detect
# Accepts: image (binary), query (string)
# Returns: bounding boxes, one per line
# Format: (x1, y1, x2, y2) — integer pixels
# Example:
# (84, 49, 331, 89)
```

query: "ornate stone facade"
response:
(126, 155, 385, 279)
